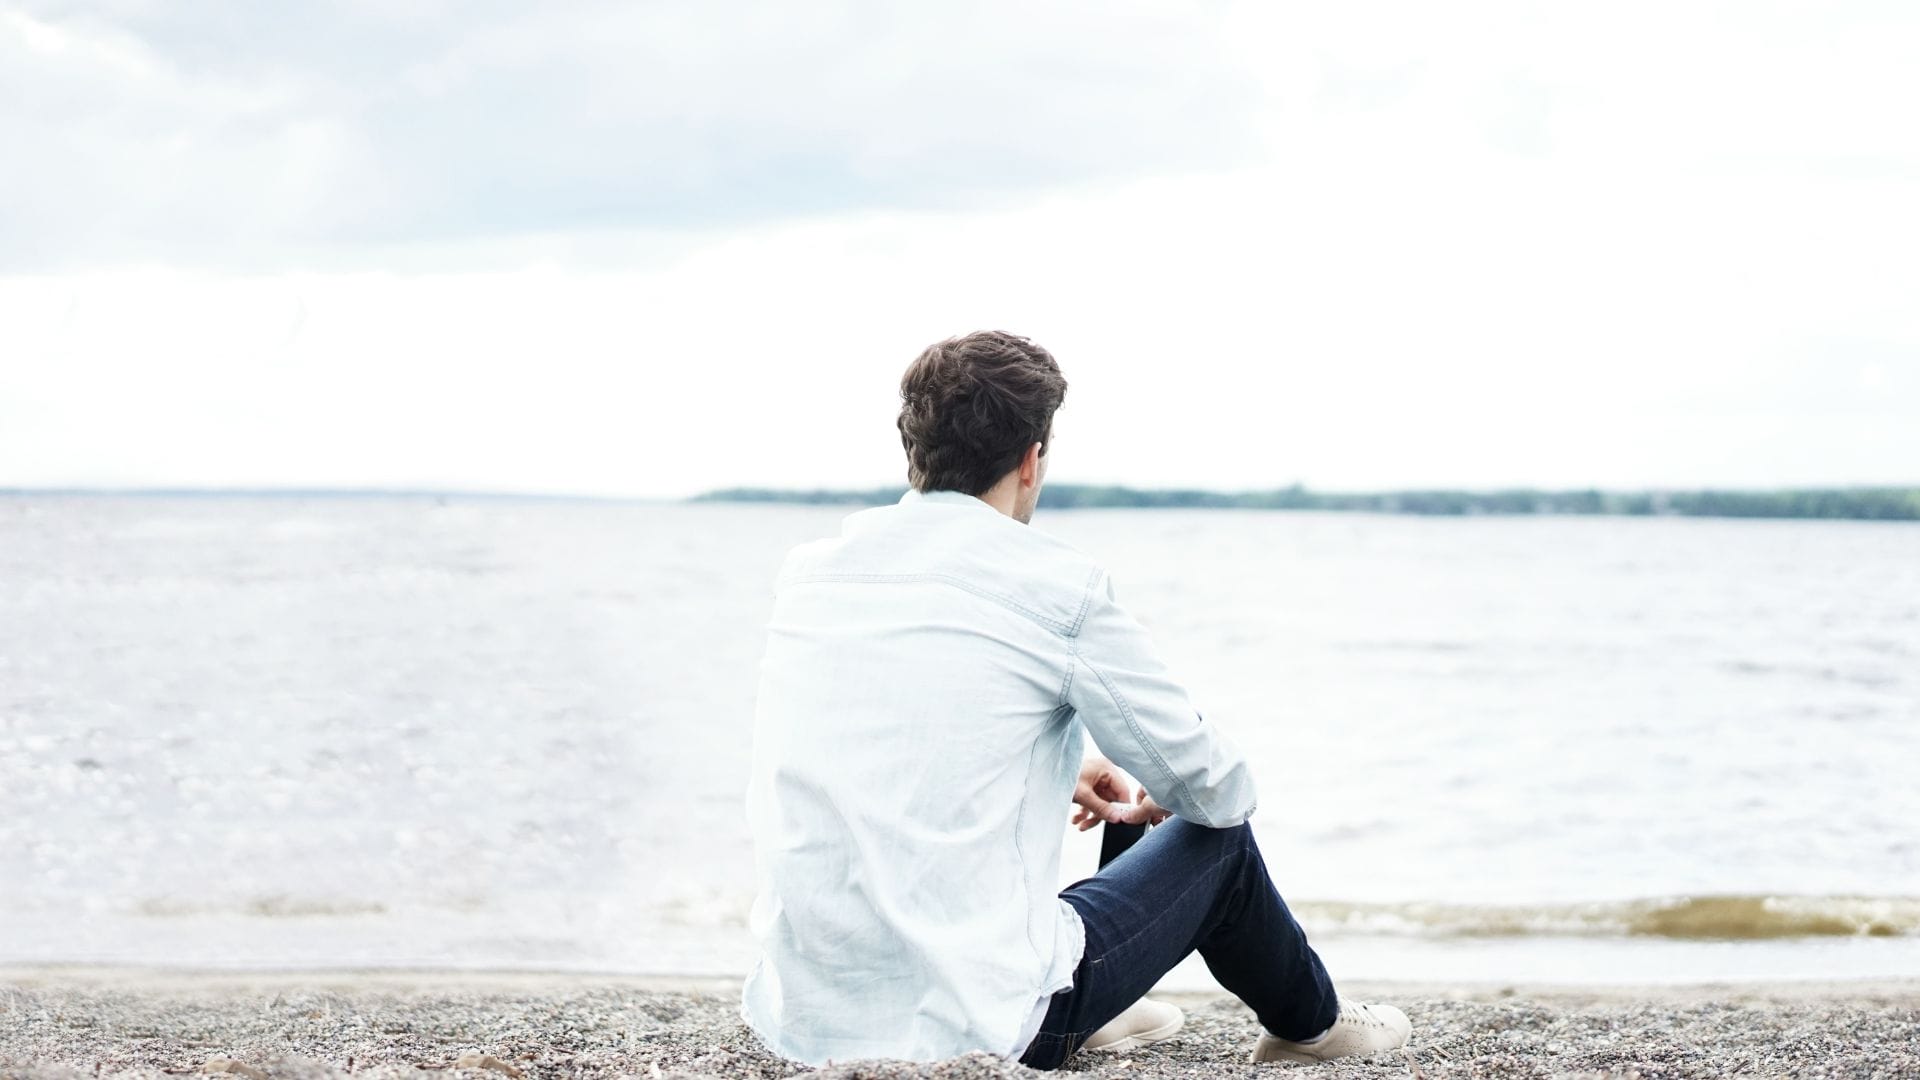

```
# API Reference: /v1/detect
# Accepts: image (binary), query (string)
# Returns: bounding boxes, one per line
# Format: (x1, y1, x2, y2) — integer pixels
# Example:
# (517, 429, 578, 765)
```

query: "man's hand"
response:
(1071, 757, 1173, 831)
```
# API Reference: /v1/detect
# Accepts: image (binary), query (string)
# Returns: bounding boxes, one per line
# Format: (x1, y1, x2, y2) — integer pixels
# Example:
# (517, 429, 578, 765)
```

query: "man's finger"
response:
(1117, 795, 1167, 826)
(1075, 792, 1116, 824)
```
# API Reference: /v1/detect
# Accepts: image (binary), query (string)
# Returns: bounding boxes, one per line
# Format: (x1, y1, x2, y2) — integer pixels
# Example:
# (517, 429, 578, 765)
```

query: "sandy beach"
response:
(3, 967, 1915, 1079)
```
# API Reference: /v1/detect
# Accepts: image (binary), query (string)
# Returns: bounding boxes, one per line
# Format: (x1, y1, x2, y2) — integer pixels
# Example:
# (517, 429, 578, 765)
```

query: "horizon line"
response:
(4, 481, 1918, 500)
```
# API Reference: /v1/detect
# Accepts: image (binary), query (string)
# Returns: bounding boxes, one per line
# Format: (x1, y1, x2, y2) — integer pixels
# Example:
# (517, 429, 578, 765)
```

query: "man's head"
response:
(897, 331, 1067, 524)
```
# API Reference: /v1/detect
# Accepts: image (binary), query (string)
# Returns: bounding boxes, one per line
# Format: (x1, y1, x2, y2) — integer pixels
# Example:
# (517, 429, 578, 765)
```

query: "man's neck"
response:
(975, 483, 1019, 519)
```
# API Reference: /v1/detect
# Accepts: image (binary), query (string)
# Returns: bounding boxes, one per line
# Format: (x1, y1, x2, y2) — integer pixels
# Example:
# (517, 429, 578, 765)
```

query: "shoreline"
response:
(7, 962, 1920, 1000)
(5, 966, 1916, 1078)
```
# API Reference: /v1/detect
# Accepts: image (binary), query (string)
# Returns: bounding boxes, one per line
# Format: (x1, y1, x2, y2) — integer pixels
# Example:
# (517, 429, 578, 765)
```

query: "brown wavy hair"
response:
(896, 331, 1068, 496)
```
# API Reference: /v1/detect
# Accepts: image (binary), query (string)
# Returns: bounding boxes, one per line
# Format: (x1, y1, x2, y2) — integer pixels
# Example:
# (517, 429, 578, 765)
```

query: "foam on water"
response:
(1296, 895, 1920, 939)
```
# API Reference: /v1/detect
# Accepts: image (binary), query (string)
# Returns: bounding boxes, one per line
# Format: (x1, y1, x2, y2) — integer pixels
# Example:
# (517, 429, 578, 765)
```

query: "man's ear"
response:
(1020, 441, 1043, 486)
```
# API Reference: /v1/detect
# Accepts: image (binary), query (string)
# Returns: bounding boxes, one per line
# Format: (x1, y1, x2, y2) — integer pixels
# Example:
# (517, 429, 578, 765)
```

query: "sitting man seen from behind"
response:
(739, 330, 1412, 1069)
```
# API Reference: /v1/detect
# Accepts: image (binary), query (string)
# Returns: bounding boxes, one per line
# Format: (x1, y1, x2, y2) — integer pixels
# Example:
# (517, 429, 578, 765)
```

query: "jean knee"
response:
(1160, 816, 1254, 857)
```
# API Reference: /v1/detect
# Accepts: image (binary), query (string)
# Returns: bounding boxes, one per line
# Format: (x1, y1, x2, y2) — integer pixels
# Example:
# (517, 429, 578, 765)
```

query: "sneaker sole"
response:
(1088, 1015, 1184, 1053)
(1250, 1043, 1326, 1064)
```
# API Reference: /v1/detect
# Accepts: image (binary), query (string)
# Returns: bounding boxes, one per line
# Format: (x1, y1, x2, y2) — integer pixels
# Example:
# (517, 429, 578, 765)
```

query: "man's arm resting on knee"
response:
(1066, 569, 1258, 829)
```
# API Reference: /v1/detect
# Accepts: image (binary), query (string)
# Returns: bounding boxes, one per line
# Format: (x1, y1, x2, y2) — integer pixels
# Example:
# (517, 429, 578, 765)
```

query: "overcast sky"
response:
(4, 1, 1916, 496)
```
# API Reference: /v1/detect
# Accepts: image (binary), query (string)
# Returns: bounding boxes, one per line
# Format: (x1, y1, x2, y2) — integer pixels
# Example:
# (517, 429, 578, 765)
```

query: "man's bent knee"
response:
(1158, 816, 1255, 855)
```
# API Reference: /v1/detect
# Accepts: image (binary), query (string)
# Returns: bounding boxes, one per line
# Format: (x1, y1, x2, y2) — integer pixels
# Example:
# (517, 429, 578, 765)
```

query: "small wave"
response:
(135, 895, 389, 918)
(1332, 639, 1479, 654)
(1297, 895, 1920, 940)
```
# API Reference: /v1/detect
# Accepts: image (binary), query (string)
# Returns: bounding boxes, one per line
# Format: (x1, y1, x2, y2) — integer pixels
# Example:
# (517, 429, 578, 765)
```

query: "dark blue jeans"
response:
(1017, 817, 1339, 1070)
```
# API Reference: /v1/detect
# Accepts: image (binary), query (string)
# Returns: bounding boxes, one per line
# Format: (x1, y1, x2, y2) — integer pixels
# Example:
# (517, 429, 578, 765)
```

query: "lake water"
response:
(3, 495, 1917, 986)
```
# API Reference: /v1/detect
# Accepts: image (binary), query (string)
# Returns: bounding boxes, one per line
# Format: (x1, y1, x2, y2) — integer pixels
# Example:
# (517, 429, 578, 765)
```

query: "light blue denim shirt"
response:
(740, 488, 1258, 1065)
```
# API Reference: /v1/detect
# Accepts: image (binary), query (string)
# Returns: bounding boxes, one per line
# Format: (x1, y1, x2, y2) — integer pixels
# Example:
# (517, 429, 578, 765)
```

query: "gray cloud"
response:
(2, 1, 1269, 269)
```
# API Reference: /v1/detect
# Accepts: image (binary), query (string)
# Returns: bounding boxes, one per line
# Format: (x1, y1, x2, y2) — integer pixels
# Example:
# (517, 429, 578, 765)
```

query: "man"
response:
(740, 331, 1411, 1069)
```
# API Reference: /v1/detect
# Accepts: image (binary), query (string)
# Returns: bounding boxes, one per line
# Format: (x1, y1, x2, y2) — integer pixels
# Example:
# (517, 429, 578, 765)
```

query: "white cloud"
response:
(2, 1, 1269, 267)
(2, 1, 1917, 493)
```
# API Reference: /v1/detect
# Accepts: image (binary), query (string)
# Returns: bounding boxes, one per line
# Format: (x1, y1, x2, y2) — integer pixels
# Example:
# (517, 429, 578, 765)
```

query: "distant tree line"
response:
(692, 484, 1920, 521)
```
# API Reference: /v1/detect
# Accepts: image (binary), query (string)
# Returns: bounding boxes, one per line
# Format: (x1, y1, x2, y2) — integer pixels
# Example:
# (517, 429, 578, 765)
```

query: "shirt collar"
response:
(899, 488, 998, 513)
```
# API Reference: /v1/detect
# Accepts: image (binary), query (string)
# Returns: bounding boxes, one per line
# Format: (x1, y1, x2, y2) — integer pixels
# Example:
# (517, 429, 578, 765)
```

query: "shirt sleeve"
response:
(1065, 569, 1258, 828)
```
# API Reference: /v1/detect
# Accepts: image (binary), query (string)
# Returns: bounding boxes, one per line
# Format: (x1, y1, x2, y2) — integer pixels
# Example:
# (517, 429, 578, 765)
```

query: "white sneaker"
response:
(1083, 997, 1184, 1053)
(1249, 998, 1410, 1063)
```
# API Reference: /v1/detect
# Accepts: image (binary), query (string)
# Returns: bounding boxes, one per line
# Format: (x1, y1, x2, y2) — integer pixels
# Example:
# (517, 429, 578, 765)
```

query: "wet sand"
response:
(3, 967, 1916, 1079)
